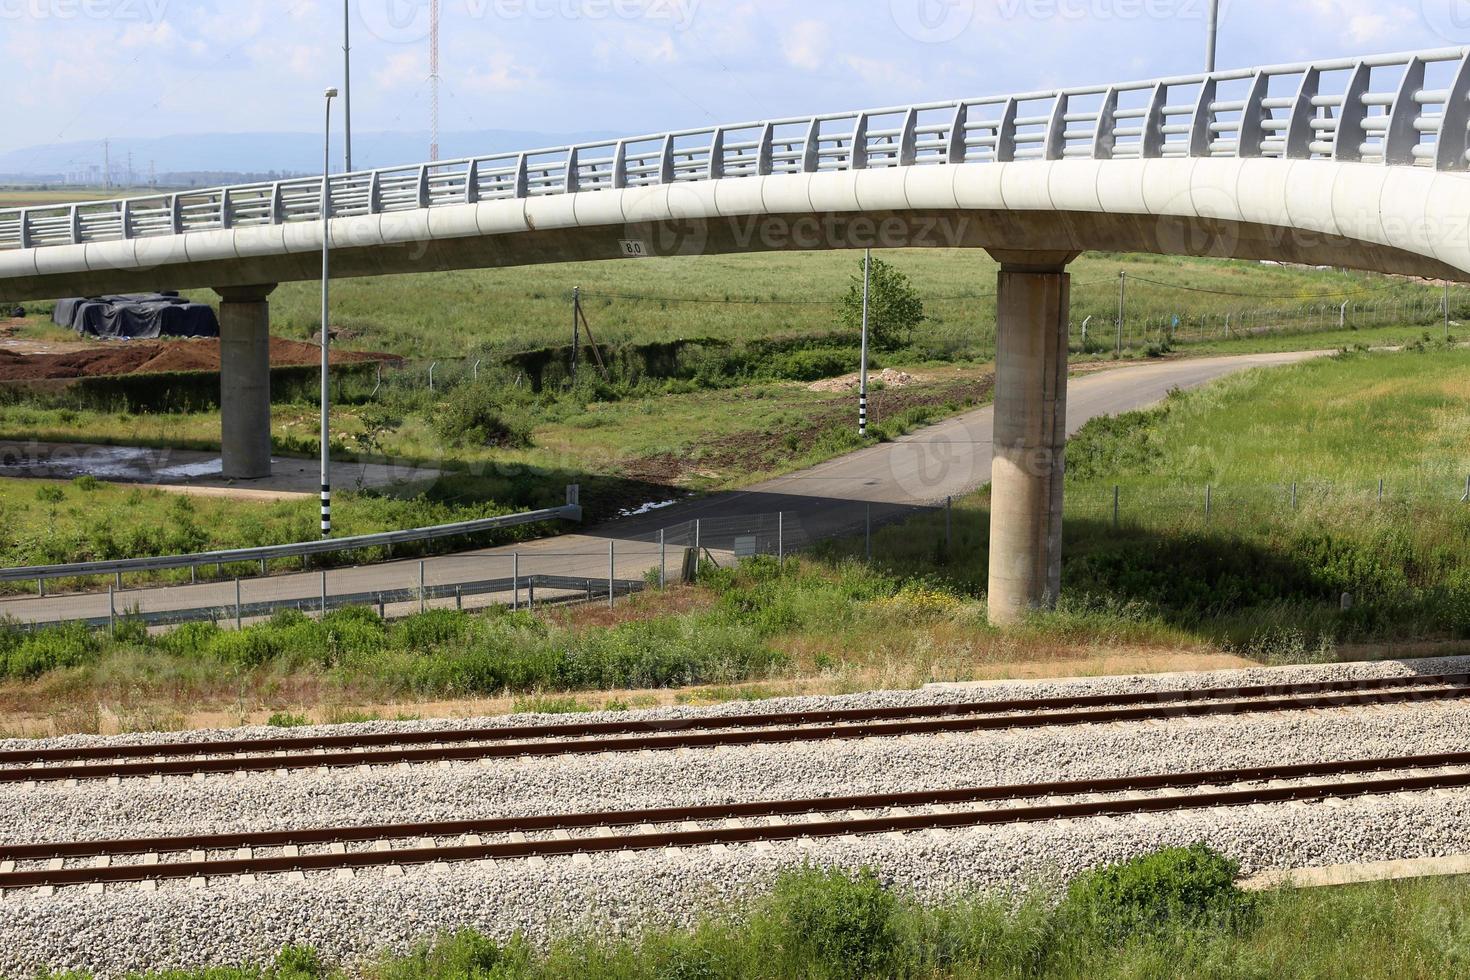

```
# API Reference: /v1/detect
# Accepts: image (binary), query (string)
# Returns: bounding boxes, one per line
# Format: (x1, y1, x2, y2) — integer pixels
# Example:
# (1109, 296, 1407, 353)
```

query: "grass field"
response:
(4, 346, 1470, 734)
(0, 187, 123, 208)
(34, 850, 1470, 979)
(250, 250, 1454, 360)
(829, 345, 1470, 650)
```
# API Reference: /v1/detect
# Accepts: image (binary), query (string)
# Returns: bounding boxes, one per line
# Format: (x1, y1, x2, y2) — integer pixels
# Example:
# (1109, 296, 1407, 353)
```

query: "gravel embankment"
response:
(4, 656, 1470, 977)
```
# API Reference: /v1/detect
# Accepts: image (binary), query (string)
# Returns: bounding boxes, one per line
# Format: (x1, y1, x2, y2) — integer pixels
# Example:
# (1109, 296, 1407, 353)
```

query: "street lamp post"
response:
(1205, 0, 1220, 72)
(321, 87, 338, 539)
(343, 1, 353, 172)
(859, 249, 871, 438)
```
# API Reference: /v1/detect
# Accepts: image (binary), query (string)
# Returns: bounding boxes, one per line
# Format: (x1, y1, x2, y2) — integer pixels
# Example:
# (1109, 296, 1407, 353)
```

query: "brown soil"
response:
(0, 336, 395, 382)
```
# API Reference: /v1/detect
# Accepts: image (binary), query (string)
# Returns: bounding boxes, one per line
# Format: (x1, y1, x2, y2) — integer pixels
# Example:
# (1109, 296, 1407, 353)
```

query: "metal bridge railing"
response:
(4, 46, 1470, 253)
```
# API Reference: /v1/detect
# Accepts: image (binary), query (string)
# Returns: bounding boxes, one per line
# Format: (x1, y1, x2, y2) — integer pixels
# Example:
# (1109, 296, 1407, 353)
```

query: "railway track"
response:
(5, 749, 1470, 892)
(4, 674, 1469, 785)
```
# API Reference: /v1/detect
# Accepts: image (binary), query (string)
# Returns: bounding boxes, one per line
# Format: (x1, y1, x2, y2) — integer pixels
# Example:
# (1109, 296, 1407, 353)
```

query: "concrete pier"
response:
(986, 252, 1077, 625)
(217, 284, 277, 480)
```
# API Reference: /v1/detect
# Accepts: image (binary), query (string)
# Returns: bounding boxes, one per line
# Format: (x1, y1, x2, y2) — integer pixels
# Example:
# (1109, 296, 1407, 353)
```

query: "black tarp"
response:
(53, 293, 217, 340)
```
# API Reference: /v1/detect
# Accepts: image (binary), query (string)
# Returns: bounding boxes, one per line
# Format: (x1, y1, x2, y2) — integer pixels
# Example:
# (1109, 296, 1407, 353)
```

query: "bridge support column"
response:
(217, 284, 277, 480)
(986, 252, 1078, 626)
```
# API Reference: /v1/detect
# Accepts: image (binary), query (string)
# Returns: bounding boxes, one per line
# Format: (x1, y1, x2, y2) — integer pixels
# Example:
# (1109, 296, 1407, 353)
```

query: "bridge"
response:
(3, 45, 1470, 626)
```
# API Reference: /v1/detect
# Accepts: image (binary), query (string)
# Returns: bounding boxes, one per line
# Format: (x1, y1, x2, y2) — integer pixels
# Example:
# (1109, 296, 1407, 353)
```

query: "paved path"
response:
(0, 352, 1322, 625)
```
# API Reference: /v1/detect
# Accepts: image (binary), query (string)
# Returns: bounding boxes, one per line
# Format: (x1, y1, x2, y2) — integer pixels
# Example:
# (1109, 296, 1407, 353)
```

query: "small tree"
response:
(839, 256, 925, 352)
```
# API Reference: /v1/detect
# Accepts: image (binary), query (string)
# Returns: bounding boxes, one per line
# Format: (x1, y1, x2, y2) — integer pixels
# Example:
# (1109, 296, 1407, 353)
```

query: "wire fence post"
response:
(659, 529, 667, 588)
(777, 512, 784, 562)
(320, 570, 328, 616)
(1378, 477, 1384, 503)
(865, 504, 872, 562)
(1462, 474, 1470, 503)
(1112, 485, 1120, 529)
(694, 519, 701, 558)
(108, 585, 116, 636)
(1291, 482, 1298, 510)
(608, 540, 615, 609)
(945, 496, 952, 553)
(1116, 271, 1126, 355)
(235, 578, 242, 631)
(418, 560, 426, 614)
(512, 552, 520, 611)
(1205, 485, 1212, 522)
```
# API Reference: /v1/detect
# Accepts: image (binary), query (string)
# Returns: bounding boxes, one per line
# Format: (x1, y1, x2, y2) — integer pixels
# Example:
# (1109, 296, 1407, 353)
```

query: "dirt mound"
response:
(807, 367, 920, 393)
(0, 337, 394, 382)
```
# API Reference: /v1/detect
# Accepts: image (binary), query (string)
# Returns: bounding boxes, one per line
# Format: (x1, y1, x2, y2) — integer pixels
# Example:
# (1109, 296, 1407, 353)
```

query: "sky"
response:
(1, 0, 1468, 158)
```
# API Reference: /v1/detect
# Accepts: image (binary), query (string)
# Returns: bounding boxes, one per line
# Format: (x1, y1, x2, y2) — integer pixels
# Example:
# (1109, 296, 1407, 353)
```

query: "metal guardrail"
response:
(4, 47, 1470, 253)
(55, 573, 646, 634)
(0, 485, 582, 587)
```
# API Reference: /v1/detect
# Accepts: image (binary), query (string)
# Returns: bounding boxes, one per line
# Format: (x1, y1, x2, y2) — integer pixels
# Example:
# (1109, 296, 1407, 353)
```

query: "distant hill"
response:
(0, 128, 620, 182)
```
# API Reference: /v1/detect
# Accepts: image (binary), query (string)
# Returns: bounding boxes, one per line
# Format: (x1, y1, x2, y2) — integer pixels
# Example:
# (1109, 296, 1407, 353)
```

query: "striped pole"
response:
(859, 248, 870, 438)
(319, 87, 336, 540)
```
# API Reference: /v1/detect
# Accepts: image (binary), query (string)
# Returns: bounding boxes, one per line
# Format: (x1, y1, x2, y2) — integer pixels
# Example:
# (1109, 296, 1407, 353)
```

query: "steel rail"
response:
(4, 674, 1468, 784)
(2, 672, 1460, 764)
(6, 750, 1470, 888)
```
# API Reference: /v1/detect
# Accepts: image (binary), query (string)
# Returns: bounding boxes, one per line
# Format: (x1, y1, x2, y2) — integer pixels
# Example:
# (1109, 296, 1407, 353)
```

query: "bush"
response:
(432, 384, 533, 449)
(760, 866, 899, 979)
(375, 929, 531, 980)
(765, 348, 858, 382)
(1055, 844, 1257, 945)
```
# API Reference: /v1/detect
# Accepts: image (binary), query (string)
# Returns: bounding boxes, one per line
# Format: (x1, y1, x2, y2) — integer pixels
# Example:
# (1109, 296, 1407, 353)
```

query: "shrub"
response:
(432, 383, 533, 449)
(269, 946, 323, 980)
(374, 929, 531, 980)
(760, 866, 899, 979)
(1055, 844, 1257, 946)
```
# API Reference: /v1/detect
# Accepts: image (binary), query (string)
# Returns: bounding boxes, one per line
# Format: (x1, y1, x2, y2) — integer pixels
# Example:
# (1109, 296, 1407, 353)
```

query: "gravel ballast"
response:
(4, 656, 1470, 977)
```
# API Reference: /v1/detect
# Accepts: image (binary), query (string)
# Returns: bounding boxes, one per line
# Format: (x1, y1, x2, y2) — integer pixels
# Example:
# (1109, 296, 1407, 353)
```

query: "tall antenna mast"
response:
(429, 0, 440, 162)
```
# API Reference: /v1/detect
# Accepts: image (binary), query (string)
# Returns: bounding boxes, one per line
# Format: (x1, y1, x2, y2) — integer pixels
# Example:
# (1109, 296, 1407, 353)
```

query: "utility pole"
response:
(126, 150, 133, 188)
(321, 88, 339, 539)
(429, 0, 441, 161)
(1116, 271, 1127, 355)
(343, 0, 353, 172)
(1205, 0, 1220, 72)
(102, 138, 111, 190)
(859, 249, 871, 438)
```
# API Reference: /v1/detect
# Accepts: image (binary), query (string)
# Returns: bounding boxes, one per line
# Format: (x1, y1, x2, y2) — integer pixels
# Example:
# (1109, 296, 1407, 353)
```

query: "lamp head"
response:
(325, 87, 339, 99)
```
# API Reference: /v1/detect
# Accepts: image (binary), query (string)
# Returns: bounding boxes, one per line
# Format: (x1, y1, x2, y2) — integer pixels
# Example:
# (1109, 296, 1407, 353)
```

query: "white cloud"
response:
(781, 19, 827, 71)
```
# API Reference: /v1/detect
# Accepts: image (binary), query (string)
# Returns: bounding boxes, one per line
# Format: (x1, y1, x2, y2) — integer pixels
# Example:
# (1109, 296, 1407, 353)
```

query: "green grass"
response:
(246, 250, 1454, 360)
(0, 599, 790, 698)
(822, 346, 1470, 651)
(0, 476, 569, 593)
(38, 850, 1470, 980)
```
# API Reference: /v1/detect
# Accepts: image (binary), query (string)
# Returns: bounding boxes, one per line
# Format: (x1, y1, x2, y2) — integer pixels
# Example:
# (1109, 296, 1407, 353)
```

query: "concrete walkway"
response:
(0, 351, 1323, 625)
